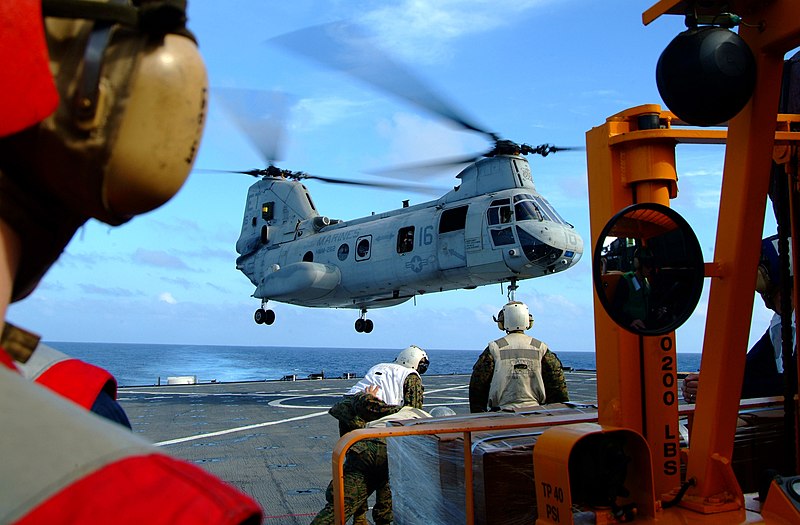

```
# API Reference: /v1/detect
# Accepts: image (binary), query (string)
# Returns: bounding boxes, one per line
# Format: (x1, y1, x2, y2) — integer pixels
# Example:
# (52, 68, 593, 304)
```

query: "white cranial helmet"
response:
(495, 301, 534, 332)
(394, 345, 430, 374)
(429, 406, 456, 418)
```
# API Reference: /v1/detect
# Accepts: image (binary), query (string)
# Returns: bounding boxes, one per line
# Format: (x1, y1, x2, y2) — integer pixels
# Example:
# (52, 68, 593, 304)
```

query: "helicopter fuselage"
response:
(235, 154, 582, 313)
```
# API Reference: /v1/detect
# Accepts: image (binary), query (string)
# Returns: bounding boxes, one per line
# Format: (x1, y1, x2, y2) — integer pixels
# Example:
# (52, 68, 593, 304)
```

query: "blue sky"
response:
(8, 1, 780, 353)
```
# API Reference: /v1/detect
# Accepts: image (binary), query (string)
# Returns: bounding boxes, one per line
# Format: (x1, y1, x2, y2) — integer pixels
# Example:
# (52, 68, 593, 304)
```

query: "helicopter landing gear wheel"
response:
(355, 309, 373, 333)
(254, 308, 275, 325)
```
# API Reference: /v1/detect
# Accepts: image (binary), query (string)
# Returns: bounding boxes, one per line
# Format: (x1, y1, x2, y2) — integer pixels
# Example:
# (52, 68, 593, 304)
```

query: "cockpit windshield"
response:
(514, 200, 543, 222)
(512, 193, 567, 225)
(535, 196, 567, 225)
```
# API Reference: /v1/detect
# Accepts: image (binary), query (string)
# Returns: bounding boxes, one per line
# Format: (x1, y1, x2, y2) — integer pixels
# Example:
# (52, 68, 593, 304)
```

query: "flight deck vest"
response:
(487, 333, 547, 411)
(346, 363, 418, 406)
(0, 360, 262, 525)
(17, 342, 116, 410)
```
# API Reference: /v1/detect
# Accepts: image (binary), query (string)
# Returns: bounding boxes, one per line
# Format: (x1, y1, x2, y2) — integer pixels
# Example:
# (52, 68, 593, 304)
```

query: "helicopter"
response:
(215, 23, 585, 333)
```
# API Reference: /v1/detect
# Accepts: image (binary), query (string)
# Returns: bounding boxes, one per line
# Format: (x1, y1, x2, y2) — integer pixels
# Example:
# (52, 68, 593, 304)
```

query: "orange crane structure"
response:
(330, 1, 800, 523)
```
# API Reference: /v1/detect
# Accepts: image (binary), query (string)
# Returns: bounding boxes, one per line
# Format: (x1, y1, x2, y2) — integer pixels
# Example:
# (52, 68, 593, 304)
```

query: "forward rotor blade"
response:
(270, 22, 497, 141)
(214, 88, 290, 165)
(195, 168, 446, 195)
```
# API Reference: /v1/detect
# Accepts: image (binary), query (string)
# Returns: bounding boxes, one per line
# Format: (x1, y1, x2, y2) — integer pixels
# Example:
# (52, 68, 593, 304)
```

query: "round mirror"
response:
(593, 203, 704, 336)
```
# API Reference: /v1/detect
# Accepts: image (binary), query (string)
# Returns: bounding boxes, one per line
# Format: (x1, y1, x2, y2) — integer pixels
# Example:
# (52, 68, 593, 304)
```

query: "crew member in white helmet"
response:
(469, 301, 569, 412)
(330, 345, 429, 435)
(325, 345, 428, 525)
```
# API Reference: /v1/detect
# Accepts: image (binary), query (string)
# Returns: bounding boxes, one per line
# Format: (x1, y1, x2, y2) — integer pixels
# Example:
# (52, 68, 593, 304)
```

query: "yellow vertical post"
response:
(586, 106, 682, 497)
(586, 110, 645, 433)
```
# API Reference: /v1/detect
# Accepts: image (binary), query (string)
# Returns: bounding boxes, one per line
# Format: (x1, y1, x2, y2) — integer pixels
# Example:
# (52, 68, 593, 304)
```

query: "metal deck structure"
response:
(118, 371, 599, 524)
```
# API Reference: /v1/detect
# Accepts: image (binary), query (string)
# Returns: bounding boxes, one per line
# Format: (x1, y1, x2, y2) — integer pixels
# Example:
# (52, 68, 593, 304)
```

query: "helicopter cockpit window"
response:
(262, 202, 274, 221)
(514, 200, 543, 222)
(533, 196, 567, 225)
(397, 226, 415, 254)
(356, 235, 372, 261)
(490, 227, 515, 246)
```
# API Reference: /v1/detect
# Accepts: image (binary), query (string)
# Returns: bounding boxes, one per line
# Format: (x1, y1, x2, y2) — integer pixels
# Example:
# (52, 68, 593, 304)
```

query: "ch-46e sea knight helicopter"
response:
(216, 24, 584, 333)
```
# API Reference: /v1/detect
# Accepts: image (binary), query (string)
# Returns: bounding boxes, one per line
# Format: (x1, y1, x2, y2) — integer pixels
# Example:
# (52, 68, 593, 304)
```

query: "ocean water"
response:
(48, 342, 703, 387)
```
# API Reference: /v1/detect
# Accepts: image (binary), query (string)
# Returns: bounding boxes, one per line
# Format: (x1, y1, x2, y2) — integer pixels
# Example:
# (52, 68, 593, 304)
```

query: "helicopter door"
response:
(437, 205, 468, 270)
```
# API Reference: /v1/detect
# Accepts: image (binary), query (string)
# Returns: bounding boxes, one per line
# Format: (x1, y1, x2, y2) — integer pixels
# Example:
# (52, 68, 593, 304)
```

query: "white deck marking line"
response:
(150, 384, 471, 446)
(425, 385, 469, 394)
(155, 410, 328, 447)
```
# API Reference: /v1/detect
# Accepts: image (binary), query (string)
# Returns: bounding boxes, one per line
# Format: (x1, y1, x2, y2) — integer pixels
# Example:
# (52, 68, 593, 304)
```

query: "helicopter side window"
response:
(487, 204, 513, 226)
(515, 200, 543, 222)
(397, 226, 415, 254)
(490, 227, 515, 246)
(488, 207, 500, 225)
(356, 236, 372, 261)
(303, 251, 314, 262)
(439, 206, 468, 233)
(262, 202, 274, 221)
(337, 243, 349, 261)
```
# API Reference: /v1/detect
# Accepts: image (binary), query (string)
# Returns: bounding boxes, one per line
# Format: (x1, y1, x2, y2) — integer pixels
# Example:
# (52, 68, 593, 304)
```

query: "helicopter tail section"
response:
(236, 177, 322, 257)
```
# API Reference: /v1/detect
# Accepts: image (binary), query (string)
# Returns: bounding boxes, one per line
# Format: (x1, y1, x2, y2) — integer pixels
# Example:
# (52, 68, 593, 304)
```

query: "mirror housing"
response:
(593, 203, 705, 336)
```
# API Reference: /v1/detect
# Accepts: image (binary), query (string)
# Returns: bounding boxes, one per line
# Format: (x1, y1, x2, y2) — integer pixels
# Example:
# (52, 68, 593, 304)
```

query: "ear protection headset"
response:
(0, 0, 208, 300)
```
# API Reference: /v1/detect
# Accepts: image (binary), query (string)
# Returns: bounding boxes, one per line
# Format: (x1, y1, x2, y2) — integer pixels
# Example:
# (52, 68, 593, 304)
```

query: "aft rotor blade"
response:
(193, 168, 266, 177)
(366, 153, 485, 180)
(270, 22, 497, 141)
(301, 173, 447, 195)
(214, 88, 290, 165)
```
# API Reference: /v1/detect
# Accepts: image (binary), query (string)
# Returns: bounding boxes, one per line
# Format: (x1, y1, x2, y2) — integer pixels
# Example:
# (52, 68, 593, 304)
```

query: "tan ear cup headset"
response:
(0, 0, 208, 300)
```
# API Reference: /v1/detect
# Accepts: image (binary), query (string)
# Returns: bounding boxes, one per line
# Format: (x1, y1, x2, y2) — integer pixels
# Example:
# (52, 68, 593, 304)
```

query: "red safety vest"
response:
(1, 350, 263, 524)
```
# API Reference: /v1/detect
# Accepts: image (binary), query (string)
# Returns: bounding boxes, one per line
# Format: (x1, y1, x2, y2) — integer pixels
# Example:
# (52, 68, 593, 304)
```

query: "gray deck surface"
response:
(118, 371, 599, 524)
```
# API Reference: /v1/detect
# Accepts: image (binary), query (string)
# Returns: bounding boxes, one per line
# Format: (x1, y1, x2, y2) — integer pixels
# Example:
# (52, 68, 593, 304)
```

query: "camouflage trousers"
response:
(310, 439, 392, 525)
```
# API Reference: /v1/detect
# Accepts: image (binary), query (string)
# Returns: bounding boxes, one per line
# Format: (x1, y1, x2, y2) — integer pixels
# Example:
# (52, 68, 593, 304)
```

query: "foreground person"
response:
(0, 2, 261, 523)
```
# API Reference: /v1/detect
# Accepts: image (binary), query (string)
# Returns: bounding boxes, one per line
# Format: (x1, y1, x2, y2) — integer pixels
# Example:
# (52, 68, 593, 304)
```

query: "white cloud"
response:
(291, 96, 371, 132)
(159, 292, 178, 305)
(358, 0, 555, 64)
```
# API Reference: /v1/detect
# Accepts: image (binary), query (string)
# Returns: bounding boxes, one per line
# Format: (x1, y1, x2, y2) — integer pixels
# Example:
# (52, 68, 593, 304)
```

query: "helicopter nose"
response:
(515, 224, 581, 273)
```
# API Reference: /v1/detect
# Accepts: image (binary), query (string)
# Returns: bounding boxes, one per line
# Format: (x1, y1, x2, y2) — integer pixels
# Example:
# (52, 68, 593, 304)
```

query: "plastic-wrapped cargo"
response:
(387, 404, 597, 524)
